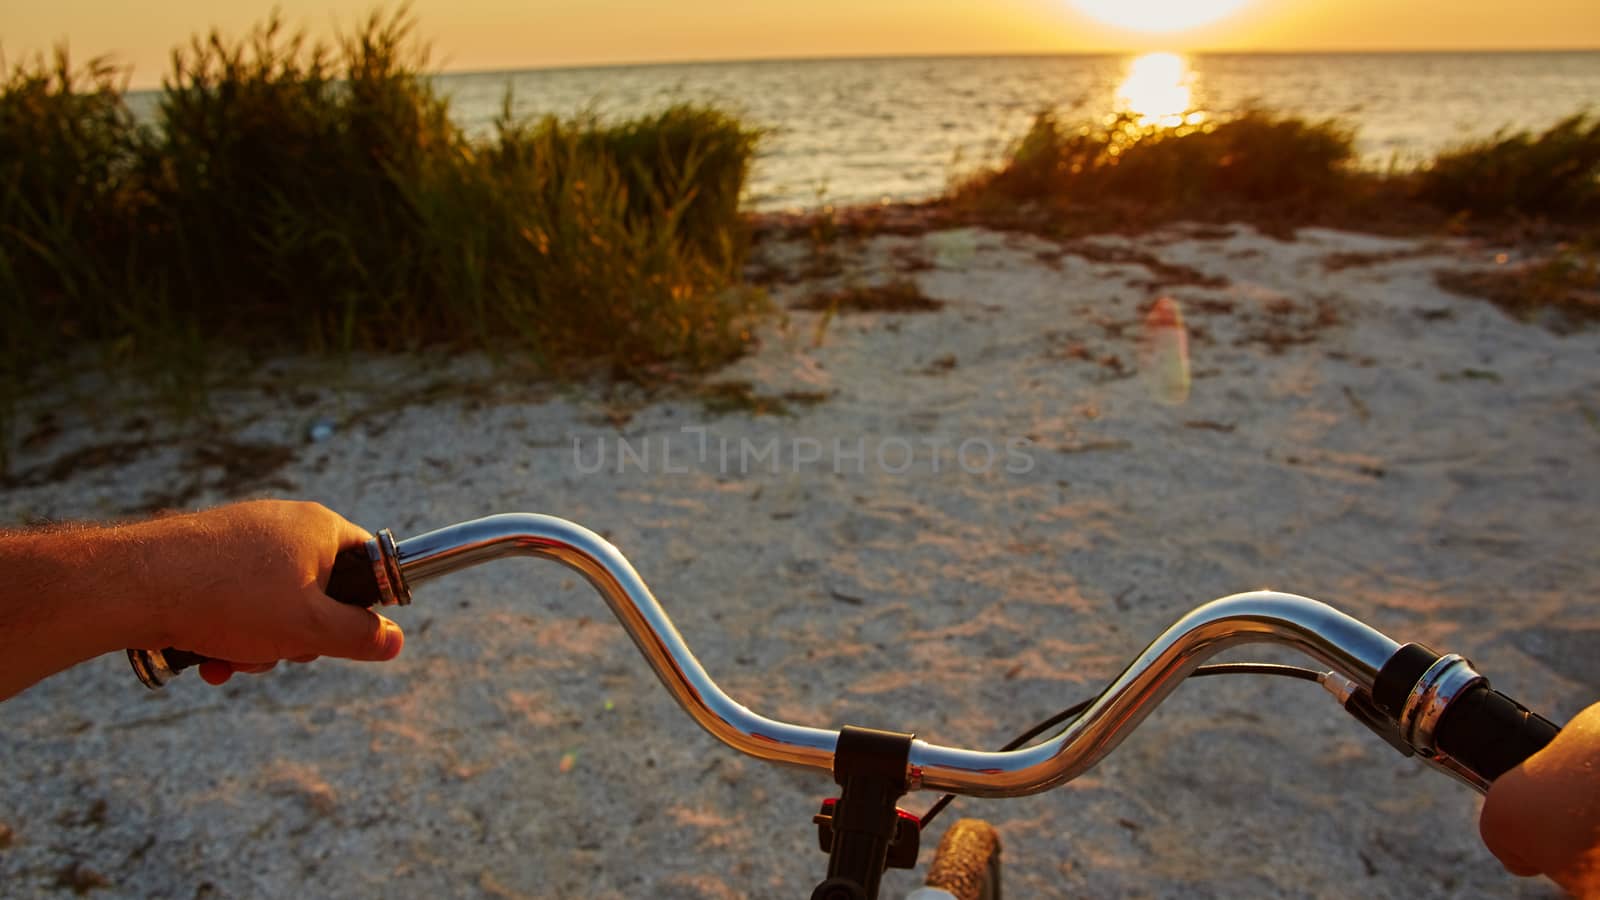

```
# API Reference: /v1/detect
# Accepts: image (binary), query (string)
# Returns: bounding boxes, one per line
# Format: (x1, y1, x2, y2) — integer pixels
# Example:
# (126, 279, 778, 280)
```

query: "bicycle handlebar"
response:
(383, 513, 1408, 796)
(127, 513, 1559, 796)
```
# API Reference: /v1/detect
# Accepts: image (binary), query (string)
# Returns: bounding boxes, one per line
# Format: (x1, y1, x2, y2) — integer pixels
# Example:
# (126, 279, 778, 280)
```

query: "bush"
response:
(0, 49, 146, 366)
(481, 102, 762, 369)
(146, 11, 457, 347)
(955, 107, 1600, 234)
(439, 106, 762, 371)
(955, 109, 1357, 228)
(574, 103, 758, 268)
(1417, 113, 1600, 220)
(0, 8, 763, 456)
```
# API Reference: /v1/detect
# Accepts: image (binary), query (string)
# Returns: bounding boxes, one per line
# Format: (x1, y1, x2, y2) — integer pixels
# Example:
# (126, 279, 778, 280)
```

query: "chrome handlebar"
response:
(372, 514, 1405, 797)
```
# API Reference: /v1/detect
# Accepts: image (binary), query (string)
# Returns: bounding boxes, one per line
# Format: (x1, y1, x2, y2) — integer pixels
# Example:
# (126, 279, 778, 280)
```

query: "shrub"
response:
(136, 11, 455, 350)
(0, 8, 763, 457)
(0, 48, 154, 450)
(481, 102, 762, 370)
(1417, 113, 1600, 220)
(955, 109, 1358, 228)
(955, 107, 1600, 234)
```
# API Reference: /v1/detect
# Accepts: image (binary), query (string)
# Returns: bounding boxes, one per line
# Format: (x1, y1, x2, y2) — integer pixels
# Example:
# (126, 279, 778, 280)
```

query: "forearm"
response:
(1, 501, 400, 701)
(0, 520, 176, 701)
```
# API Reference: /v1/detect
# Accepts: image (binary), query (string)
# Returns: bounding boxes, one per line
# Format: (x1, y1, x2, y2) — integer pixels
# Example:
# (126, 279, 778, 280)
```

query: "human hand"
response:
(135, 500, 404, 685)
(1480, 701, 1600, 897)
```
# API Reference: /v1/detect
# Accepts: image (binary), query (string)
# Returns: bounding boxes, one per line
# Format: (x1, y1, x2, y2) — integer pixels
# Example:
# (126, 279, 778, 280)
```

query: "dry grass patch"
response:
(1435, 243, 1600, 330)
(695, 381, 832, 417)
(791, 279, 943, 313)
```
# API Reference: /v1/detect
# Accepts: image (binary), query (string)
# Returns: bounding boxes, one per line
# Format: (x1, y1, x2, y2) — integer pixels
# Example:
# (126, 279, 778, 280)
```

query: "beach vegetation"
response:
(0, 9, 762, 460)
(792, 279, 942, 313)
(950, 108, 1600, 236)
(949, 110, 1362, 233)
(1417, 113, 1600, 220)
(6, 10, 1600, 464)
(693, 380, 830, 417)
(1436, 240, 1600, 330)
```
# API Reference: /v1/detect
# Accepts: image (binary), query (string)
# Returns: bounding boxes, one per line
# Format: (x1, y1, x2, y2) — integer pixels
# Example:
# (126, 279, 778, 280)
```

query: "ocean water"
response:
(436, 52, 1600, 210)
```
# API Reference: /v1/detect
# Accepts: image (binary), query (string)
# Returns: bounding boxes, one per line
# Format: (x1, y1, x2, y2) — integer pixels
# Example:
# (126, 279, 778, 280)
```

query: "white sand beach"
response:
(1, 223, 1593, 898)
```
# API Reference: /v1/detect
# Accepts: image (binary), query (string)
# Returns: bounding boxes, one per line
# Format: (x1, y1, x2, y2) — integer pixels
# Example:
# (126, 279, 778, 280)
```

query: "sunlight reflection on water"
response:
(1117, 52, 1203, 128)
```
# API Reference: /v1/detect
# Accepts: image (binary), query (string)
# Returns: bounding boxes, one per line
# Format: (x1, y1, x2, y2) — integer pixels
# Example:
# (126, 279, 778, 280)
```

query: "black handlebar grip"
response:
(323, 543, 384, 609)
(1434, 684, 1562, 784)
(151, 544, 382, 678)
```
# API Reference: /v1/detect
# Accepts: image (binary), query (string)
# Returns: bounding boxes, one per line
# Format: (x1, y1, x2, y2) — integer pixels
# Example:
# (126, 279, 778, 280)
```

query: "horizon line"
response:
(120, 45, 1600, 90)
(433, 46, 1600, 78)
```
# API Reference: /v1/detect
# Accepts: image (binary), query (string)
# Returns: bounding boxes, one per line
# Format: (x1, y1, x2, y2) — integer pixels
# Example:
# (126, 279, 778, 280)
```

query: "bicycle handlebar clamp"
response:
(812, 726, 919, 900)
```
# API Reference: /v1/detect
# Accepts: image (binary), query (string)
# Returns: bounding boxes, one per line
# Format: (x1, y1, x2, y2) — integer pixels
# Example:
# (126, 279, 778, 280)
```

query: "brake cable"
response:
(917, 662, 1323, 829)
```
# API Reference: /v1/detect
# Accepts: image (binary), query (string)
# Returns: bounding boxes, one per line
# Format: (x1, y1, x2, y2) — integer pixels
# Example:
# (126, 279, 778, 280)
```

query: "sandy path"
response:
(2, 224, 1592, 898)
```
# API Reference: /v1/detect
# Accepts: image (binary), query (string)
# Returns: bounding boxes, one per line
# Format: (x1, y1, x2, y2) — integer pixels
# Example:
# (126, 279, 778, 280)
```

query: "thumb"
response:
(312, 603, 405, 662)
(1481, 772, 1545, 877)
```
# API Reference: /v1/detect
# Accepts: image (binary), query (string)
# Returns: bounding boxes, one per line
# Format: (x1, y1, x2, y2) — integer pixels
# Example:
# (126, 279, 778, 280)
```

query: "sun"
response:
(1068, 0, 1251, 33)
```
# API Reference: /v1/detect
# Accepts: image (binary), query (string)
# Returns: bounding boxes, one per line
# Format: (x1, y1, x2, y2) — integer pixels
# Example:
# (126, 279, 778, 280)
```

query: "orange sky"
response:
(10, 0, 1599, 88)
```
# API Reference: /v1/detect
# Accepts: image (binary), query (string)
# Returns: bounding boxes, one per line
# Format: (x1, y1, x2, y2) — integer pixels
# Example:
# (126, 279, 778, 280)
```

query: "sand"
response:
(1, 222, 1592, 899)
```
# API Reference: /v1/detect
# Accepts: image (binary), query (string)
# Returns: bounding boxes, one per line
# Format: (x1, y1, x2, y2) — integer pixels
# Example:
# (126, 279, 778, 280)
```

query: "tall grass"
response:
(8, 14, 1599, 462)
(951, 108, 1600, 234)
(482, 103, 760, 368)
(147, 12, 460, 349)
(0, 9, 762, 458)
(0, 49, 147, 399)
(1417, 113, 1600, 220)
(951, 110, 1360, 232)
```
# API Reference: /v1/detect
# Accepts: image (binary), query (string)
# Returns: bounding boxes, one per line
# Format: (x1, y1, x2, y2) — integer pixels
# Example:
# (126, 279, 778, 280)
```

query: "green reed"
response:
(952, 108, 1600, 234)
(950, 110, 1360, 230)
(0, 8, 762, 459)
(1418, 113, 1600, 220)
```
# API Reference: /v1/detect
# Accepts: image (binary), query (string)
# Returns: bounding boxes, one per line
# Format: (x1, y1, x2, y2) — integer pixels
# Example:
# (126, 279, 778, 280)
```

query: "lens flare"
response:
(1140, 296, 1191, 405)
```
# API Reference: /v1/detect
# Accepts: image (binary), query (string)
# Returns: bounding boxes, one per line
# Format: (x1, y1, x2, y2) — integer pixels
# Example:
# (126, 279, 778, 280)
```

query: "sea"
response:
(434, 52, 1600, 211)
(134, 52, 1600, 212)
